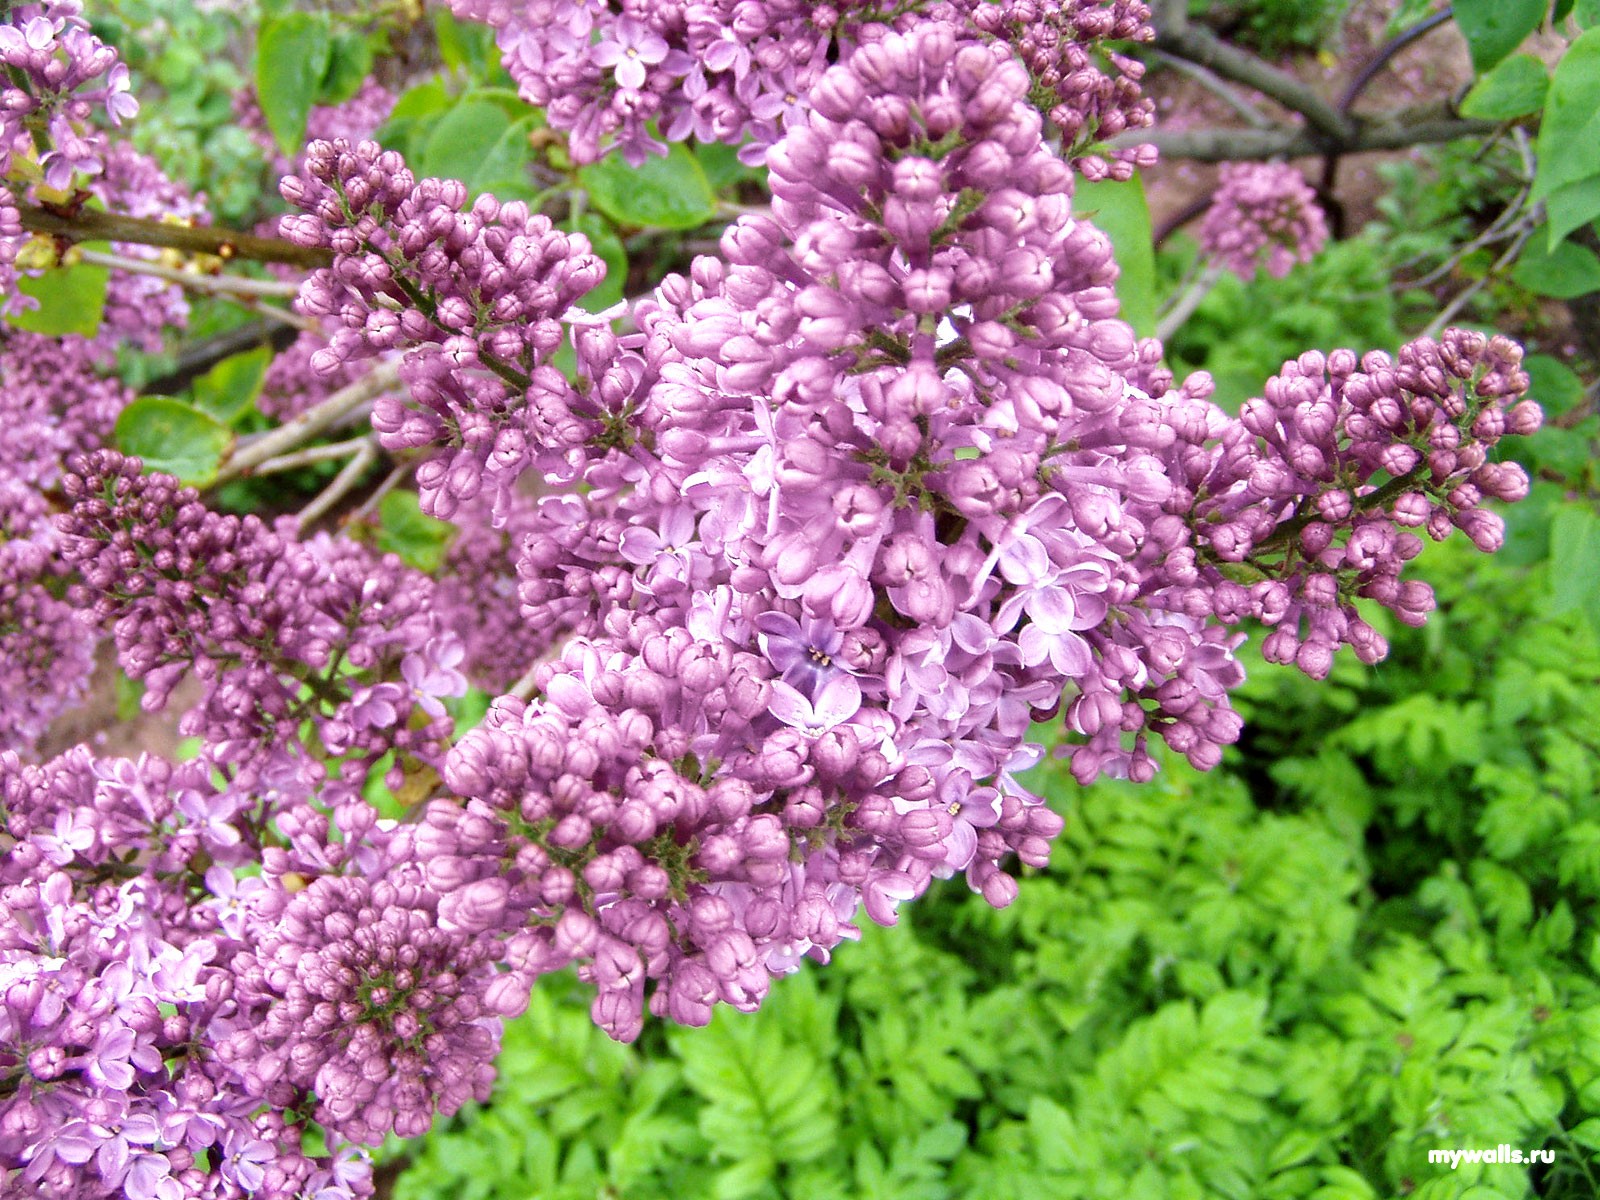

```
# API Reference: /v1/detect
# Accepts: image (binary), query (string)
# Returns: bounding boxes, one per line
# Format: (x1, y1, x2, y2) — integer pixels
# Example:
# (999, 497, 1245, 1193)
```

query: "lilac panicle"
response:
(1199, 161, 1330, 280)
(448, 0, 1153, 168)
(278, 139, 605, 520)
(0, 11, 1545, 1192)
(0, 2, 138, 316)
(0, 333, 131, 753)
(58, 451, 454, 784)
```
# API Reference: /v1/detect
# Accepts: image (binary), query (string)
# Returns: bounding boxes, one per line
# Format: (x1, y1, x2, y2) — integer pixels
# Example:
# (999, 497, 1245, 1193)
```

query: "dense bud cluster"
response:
(1199, 161, 1329, 280)
(58, 451, 458, 785)
(0, 335, 132, 751)
(280, 140, 606, 519)
(1159, 332, 1536, 678)
(0, 191, 21, 309)
(958, 0, 1155, 177)
(254, 83, 403, 424)
(221, 873, 503, 1145)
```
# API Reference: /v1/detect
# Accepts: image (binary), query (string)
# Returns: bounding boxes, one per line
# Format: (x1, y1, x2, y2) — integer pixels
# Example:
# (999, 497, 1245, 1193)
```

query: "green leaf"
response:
(432, 8, 499, 78)
(1523, 353, 1587, 417)
(1579, 0, 1600, 28)
(376, 490, 454, 572)
(578, 144, 717, 231)
(114, 398, 234, 487)
(256, 12, 333, 158)
(567, 213, 628, 312)
(374, 80, 453, 160)
(1074, 177, 1157, 337)
(1454, 0, 1547, 70)
(1511, 232, 1600, 297)
(469, 115, 540, 196)
(191, 345, 272, 425)
(1569, 1118, 1600, 1150)
(695, 141, 761, 191)
(5, 256, 111, 336)
(1460, 53, 1549, 118)
(318, 31, 373, 106)
(1544, 179, 1600, 249)
(1548, 503, 1600, 631)
(420, 100, 510, 190)
(115, 674, 145, 723)
(388, 79, 454, 123)
(1533, 29, 1600, 244)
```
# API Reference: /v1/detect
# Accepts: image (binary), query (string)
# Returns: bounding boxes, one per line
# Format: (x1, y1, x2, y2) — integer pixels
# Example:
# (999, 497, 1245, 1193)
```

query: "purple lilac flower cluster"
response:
(0, 1, 137, 188)
(219, 871, 504, 1145)
(1198, 161, 1330, 280)
(279, 141, 606, 520)
(57, 451, 461, 788)
(447, 0, 1152, 166)
(443, 0, 863, 163)
(0, 334, 133, 753)
(259, 19, 1541, 1044)
(0, 1, 138, 313)
(0, 5, 1546, 1194)
(251, 81, 403, 423)
(955, 0, 1155, 178)
(1149, 333, 1537, 680)
(1, 747, 379, 1198)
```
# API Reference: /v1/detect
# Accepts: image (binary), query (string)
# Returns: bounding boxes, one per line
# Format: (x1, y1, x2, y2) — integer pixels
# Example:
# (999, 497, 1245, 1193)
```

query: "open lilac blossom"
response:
(769, 674, 864, 736)
(592, 19, 671, 91)
(756, 610, 848, 692)
(402, 634, 471, 718)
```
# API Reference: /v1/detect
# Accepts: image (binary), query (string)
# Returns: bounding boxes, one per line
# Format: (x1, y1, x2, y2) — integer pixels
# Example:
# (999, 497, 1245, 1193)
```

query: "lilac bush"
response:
(0, 1, 1540, 1196)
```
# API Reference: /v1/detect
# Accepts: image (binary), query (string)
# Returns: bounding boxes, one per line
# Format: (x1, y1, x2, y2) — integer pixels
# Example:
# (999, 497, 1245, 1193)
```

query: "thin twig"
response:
(212, 359, 401, 485)
(73, 248, 304, 299)
(1152, 20, 1356, 142)
(1155, 263, 1223, 342)
(19, 203, 333, 269)
(296, 438, 380, 531)
(1422, 219, 1539, 338)
(1148, 49, 1275, 129)
(249, 436, 376, 476)
(350, 459, 415, 522)
(1397, 193, 1537, 293)
(75, 248, 315, 332)
(143, 320, 303, 396)
(1336, 8, 1454, 113)
(1117, 100, 1498, 162)
(217, 296, 321, 334)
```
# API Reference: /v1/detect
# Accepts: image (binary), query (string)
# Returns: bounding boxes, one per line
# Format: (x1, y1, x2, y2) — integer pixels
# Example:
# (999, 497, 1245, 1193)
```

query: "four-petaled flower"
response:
(592, 19, 669, 90)
(401, 633, 469, 718)
(769, 673, 861, 736)
(756, 610, 845, 692)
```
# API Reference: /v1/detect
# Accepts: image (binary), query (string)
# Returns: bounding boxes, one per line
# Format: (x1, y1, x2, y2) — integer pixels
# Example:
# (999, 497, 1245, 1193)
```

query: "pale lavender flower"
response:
(768, 673, 862, 736)
(592, 18, 670, 90)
